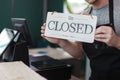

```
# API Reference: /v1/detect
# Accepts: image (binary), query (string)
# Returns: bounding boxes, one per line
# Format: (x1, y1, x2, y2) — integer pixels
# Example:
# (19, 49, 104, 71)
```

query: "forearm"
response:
(58, 40, 85, 59)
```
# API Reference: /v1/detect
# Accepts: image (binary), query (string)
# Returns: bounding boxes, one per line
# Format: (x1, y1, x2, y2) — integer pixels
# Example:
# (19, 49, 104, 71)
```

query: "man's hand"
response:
(41, 23, 63, 44)
(40, 23, 85, 59)
(95, 26, 120, 48)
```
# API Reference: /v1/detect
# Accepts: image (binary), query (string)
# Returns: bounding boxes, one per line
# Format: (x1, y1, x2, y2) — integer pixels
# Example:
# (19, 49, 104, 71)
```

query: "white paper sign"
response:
(45, 12, 97, 43)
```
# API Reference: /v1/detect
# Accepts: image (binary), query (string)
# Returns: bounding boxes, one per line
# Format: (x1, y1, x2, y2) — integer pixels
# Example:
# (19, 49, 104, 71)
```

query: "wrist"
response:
(58, 39, 68, 48)
(114, 36, 120, 49)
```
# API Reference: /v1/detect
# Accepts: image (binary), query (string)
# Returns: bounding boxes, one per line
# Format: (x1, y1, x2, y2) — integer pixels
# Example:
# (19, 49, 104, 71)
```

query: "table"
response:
(29, 46, 73, 60)
(0, 61, 47, 80)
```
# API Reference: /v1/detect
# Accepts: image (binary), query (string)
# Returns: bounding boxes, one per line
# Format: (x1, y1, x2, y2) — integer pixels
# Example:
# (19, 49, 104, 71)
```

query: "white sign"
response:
(45, 12, 97, 43)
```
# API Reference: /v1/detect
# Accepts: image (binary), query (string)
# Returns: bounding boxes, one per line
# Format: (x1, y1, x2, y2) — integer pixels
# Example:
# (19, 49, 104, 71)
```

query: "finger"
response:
(95, 27, 104, 34)
(41, 25, 46, 33)
(94, 38, 106, 43)
(95, 33, 112, 44)
(41, 26, 46, 30)
(94, 34, 107, 43)
(95, 34, 107, 39)
(41, 33, 46, 37)
(95, 26, 109, 34)
(43, 23, 46, 26)
(41, 29, 45, 34)
(95, 27, 114, 37)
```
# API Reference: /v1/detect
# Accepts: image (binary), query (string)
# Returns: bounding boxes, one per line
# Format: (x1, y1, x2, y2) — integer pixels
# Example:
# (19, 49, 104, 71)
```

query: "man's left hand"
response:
(95, 26, 120, 49)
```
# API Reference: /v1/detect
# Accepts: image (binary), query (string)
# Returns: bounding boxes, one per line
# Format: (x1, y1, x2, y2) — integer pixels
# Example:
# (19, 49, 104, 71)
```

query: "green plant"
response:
(64, 0, 74, 13)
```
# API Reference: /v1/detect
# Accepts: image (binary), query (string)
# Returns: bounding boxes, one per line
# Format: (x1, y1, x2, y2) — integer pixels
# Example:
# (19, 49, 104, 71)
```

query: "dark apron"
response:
(83, 0, 120, 80)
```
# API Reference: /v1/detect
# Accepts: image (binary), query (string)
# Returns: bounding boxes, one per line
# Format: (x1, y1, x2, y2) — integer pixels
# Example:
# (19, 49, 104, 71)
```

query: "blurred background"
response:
(0, 0, 90, 80)
(0, 0, 89, 48)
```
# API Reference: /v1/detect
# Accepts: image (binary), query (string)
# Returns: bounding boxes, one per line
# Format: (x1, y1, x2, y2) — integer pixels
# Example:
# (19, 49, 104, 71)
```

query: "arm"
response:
(58, 40, 85, 59)
(41, 23, 85, 59)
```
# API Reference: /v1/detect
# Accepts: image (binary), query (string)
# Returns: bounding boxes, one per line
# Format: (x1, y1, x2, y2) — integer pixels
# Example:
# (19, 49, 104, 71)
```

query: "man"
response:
(41, 0, 120, 80)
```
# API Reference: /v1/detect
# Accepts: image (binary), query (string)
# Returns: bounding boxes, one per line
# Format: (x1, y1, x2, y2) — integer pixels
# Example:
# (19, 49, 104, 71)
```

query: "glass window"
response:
(64, 0, 89, 13)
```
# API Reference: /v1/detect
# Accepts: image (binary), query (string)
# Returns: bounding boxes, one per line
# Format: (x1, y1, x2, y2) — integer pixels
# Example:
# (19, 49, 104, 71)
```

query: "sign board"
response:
(45, 12, 97, 43)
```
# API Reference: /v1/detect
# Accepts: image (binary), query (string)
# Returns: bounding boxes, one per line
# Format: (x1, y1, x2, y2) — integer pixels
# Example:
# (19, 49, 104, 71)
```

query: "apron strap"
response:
(109, 0, 115, 31)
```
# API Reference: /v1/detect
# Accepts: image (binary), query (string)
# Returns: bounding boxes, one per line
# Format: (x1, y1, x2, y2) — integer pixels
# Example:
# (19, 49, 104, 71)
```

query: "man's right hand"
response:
(40, 23, 85, 59)
(41, 23, 63, 44)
